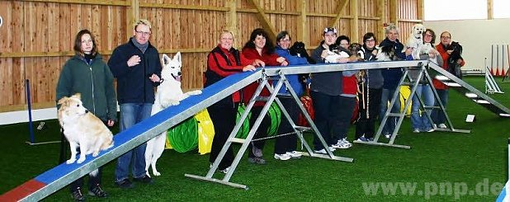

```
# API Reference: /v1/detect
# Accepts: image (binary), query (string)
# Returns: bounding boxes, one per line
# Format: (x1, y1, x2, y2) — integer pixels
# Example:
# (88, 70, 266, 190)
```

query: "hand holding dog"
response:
(107, 119, 114, 127)
(127, 55, 141, 67)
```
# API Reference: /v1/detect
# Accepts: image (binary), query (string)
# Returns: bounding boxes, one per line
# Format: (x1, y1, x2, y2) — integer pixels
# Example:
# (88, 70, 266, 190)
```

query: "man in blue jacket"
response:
(108, 19, 162, 189)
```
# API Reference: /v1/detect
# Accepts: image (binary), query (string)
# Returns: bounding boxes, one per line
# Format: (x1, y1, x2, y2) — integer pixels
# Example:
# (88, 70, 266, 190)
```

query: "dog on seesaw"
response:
(57, 93, 114, 164)
(145, 52, 202, 177)
(403, 23, 426, 60)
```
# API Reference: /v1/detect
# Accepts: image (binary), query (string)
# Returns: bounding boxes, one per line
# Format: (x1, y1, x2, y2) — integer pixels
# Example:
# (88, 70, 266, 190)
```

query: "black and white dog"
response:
(376, 45, 399, 61)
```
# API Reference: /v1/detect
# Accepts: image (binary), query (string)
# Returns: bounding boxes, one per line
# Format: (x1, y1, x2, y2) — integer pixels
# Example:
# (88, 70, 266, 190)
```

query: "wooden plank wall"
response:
(0, 0, 422, 113)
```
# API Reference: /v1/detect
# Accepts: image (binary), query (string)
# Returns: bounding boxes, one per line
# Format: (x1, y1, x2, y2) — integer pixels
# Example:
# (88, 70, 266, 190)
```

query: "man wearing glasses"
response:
(108, 19, 162, 189)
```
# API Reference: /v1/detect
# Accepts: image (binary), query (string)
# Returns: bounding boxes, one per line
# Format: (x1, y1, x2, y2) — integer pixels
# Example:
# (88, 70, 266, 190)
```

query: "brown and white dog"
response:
(145, 52, 201, 177)
(57, 93, 114, 164)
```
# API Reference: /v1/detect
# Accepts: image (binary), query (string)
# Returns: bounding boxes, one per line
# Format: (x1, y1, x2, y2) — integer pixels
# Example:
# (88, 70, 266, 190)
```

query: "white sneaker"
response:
(331, 142, 343, 149)
(219, 166, 230, 174)
(332, 140, 350, 149)
(384, 134, 391, 139)
(274, 153, 291, 161)
(438, 123, 447, 129)
(286, 151, 302, 158)
(342, 138, 352, 147)
(413, 129, 420, 133)
(314, 149, 327, 154)
(314, 147, 336, 154)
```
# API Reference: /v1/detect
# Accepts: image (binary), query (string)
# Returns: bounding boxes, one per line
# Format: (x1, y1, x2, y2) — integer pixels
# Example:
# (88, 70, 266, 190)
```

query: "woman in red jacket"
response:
(241, 28, 288, 165)
(204, 30, 260, 173)
(431, 31, 465, 128)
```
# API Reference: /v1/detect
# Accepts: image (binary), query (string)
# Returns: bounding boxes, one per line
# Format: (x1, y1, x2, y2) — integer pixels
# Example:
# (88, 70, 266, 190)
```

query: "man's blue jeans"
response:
(380, 87, 400, 136)
(115, 103, 153, 182)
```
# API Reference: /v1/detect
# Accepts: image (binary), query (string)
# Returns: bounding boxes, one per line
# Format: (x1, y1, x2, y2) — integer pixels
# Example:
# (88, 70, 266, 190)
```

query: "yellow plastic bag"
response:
(195, 109, 215, 155)
(399, 85, 412, 116)
(165, 137, 173, 149)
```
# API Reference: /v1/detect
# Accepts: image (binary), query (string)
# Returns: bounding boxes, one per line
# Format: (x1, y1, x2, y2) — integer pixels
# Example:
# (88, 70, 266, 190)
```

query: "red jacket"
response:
(241, 47, 282, 106)
(342, 75, 358, 95)
(205, 45, 255, 103)
(433, 43, 465, 90)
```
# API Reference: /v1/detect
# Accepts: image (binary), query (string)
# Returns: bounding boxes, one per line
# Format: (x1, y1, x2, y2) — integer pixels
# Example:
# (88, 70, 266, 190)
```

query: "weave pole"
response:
(24, 79, 59, 146)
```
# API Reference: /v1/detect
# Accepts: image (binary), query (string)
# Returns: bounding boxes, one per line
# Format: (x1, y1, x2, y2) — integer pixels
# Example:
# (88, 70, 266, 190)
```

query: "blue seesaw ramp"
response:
(0, 70, 262, 201)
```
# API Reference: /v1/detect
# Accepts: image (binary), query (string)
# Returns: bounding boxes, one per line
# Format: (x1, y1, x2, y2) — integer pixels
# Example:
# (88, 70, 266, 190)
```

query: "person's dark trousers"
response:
(310, 91, 342, 150)
(64, 120, 111, 192)
(247, 106, 271, 158)
(65, 139, 103, 192)
(208, 103, 237, 170)
(355, 88, 382, 139)
(70, 167, 102, 192)
(274, 96, 299, 154)
(333, 96, 356, 142)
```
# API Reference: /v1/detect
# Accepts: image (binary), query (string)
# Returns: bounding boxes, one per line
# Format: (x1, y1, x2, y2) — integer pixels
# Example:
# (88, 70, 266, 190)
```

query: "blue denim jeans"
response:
(411, 84, 434, 131)
(380, 88, 400, 135)
(115, 103, 153, 182)
(431, 89, 449, 125)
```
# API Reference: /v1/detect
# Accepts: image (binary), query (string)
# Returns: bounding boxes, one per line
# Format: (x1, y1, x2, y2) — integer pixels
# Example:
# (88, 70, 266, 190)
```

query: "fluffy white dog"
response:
(57, 93, 114, 164)
(145, 52, 202, 177)
(404, 23, 425, 60)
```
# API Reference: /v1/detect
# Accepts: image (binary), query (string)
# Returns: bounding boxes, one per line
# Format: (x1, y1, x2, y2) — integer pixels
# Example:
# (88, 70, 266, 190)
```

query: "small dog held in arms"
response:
(404, 23, 426, 60)
(57, 93, 114, 164)
(145, 52, 202, 177)
(289, 41, 316, 64)
(376, 45, 399, 61)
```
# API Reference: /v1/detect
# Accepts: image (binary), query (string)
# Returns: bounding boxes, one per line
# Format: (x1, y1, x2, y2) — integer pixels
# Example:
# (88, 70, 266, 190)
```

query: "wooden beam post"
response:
(296, 0, 308, 45)
(487, 0, 493, 20)
(377, 0, 387, 42)
(350, 0, 359, 42)
(328, 0, 349, 29)
(226, 0, 238, 46)
(126, 0, 139, 39)
(246, 0, 277, 44)
(417, 0, 424, 21)
(390, 0, 398, 26)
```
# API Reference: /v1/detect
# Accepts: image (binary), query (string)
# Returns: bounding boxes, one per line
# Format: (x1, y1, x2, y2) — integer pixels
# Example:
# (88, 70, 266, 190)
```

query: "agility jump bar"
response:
(0, 60, 426, 201)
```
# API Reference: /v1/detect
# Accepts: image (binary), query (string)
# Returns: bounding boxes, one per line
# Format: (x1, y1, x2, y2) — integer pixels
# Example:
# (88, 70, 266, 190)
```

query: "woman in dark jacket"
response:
(56, 29, 116, 201)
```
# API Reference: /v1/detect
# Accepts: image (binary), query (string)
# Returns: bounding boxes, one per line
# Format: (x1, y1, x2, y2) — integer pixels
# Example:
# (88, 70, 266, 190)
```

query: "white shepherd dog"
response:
(145, 52, 202, 177)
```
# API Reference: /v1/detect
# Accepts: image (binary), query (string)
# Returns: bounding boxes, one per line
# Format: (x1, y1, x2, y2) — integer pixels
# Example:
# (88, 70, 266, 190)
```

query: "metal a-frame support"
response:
(185, 69, 353, 189)
(428, 62, 510, 118)
(355, 62, 470, 149)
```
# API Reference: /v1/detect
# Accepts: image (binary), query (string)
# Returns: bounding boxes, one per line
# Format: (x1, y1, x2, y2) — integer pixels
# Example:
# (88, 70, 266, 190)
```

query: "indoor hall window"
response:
(424, 0, 487, 21)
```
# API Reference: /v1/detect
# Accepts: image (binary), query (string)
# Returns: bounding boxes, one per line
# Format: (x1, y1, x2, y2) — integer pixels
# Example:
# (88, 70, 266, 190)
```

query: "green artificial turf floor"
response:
(1, 76, 509, 201)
